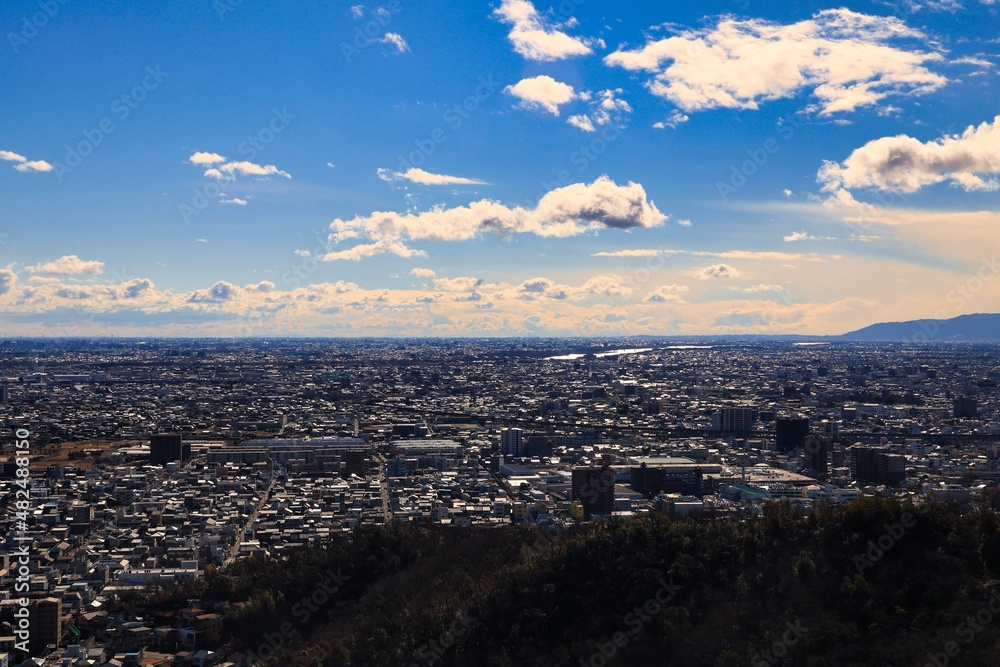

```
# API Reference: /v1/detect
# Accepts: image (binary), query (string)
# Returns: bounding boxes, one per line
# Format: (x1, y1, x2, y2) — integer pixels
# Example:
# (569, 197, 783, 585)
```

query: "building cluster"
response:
(2, 338, 999, 664)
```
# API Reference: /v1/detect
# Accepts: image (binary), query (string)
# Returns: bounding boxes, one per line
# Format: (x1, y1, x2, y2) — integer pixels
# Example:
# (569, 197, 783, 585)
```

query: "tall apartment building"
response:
(776, 416, 810, 452)
(500, 428, 524, 457)
(803, 435, 829, 478)
(150, 434, 187, 466)
(572, 457, 615, 519)
(851, 446, 905, 487)
(30, 597, 62, 655)
(712, 406, 758, 432)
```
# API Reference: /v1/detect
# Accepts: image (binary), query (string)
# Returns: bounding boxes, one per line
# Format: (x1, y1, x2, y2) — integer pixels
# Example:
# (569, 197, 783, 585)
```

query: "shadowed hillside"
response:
(146, 496, 1000, 666)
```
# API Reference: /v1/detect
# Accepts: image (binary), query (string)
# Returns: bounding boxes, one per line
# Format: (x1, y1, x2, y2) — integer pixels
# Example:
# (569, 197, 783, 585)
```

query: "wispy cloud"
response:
(188, 152, 291, 181)
(378, 168, 488, 186)
(379, 32, 409, 53)
(0, 149, 53, 173)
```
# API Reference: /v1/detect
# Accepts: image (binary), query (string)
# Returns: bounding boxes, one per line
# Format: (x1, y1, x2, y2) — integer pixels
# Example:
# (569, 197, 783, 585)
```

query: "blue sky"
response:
(1, 0, 999, 336)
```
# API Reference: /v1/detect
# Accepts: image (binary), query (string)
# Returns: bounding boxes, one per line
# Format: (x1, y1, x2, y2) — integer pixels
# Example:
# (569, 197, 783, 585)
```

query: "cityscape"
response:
(2, 338, 1000, 664)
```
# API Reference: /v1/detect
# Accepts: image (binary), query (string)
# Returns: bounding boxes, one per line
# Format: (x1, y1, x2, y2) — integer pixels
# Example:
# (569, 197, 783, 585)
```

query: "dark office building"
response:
(776, 417, 810, 452)
(803, 436, 829, 478)
(714, 406, 758, 432)
(631, 462, 704, 497)
(953, 397, 978, 418)
(344, 450, 366, 477)
(149, 434, 186, 466)
(392, 423, 427, 438)
(30, 597, 62, 654)
(851, 446, 905, 486)
(572, 459, 615, 519)
(524, 435, 553, 457)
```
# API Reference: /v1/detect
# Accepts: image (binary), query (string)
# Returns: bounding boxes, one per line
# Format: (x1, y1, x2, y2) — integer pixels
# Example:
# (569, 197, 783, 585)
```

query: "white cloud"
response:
(323, 238, 428, 262)
(326, 176, 665, 261)
(0, 149, 52, 173)
(0, 269, 17, 296)
(742, 284, 783, 293)
(676, 219, 693, 227)
(0, 257, 977, 337)
(512, 274, 632, 301)
(818, 115, 1000, 193)
(205, 161, 291, 180)
(188, 281, 241, 303)
(593, 248, 825, 262)
(433, 276, 482, 292)
(378, 167, 487, 185)
(188, 152, 291, 181)
(189, 151, 226, 165)
(567, 115, 596, 132)
(643, 284, 689, 303)
(326, 162, 336, 168)
(120, 278, 154, 299)
(220, 198, 248, 205)
(653, 110, 689, 129)
(25, 255, 104, 275)
(410, 268, 436, 278)
(592, 248, 663, 257)
(196, 238, 208, 243)
(696, 264, 741, 279)
(379, 32, 409, 53)
(350, 4, 364, 18)
(505, 75, 579, 115)
(605, 9, 946, 116)
(888, 0, 963, 11)
(492, 0, 596, 61)
(784, 231, 835, 242)
(14, 160, 53, 173)
(567, 88, 632, 131)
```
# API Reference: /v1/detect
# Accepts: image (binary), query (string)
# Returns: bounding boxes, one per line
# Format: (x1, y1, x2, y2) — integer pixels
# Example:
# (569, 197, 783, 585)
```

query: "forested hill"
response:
(144, 496, 1000, 666)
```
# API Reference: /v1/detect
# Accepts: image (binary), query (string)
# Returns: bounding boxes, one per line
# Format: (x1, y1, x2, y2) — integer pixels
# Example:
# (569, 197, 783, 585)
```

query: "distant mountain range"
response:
(839, 313, 1000, 342)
